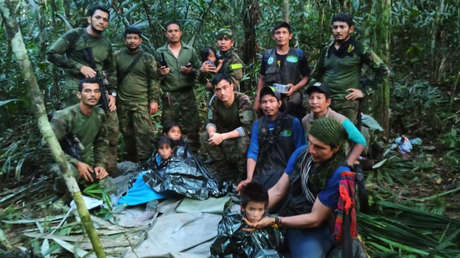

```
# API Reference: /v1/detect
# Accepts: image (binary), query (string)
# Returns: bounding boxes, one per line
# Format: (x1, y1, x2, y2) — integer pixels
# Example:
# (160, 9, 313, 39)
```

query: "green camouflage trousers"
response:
(162, 89, 200, 152)
(105, 110, 119, 172)
(118, 104, 155, 162)
(331, 99, 360, 125)
(200, 132, 249, 183)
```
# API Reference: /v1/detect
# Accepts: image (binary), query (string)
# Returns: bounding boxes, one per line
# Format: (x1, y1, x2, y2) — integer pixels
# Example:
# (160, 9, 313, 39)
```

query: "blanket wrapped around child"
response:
(118, 146, 229, 206)
(211, 207, 285, 258)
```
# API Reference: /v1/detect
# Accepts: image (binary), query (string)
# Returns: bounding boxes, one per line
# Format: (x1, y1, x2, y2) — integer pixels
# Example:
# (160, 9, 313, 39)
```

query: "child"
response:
(211, 182, 284, 257)
(155, 136, 175, 166)
(163, 121, 183, 144)
(118, 136, 174, 206)
(240, 182, 269, 224)
(200, 47, 223, 90)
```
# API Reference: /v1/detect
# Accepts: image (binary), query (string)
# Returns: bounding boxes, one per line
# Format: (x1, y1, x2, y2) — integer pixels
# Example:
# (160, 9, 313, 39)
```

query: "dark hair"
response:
(331, 13, 354, 26)
(211, 73, 232, 87)
(240, 182, 269, 208)
(157, 136, 173, 149)
(165, 20, 182, 31)
(87, 5, 110, 19)
(272, 22, 292, 35)
(78, 78, 101, 92)
(163, 121, 181, 134)
(200, 47, 216, 62)
(125, 26, 142, 37)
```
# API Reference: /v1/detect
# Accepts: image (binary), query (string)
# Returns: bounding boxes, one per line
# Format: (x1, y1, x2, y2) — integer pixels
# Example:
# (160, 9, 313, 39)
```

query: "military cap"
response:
(216, 28, 233, 39)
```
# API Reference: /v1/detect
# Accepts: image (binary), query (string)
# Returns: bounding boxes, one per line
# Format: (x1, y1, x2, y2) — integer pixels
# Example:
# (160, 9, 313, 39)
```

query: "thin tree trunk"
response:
(141, 0, 156, 42)
(0, 1, 106, 257)
(283, 0, 289, 23)
(373, 0, 391, 137)
(242, 0, 260, 64)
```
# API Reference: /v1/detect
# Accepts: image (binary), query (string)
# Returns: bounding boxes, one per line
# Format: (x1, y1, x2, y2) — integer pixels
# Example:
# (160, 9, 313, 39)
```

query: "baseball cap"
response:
(306, 82, 331, 98)
(260, 86, 281, 101)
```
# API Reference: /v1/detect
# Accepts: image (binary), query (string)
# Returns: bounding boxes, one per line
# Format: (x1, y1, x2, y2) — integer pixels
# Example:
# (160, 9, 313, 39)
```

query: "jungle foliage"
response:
(1, 0, 459, 257)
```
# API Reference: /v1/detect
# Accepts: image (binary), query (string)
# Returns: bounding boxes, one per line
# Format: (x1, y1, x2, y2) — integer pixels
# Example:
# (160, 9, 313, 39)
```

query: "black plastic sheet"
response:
(210, 208, 284, 258)
(143, 146, 230, 200)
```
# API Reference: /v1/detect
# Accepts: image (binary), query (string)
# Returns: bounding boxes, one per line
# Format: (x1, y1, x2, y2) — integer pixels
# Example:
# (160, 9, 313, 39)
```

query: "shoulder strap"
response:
(118, 51, 144, 84)
(65, 28, 85, 55)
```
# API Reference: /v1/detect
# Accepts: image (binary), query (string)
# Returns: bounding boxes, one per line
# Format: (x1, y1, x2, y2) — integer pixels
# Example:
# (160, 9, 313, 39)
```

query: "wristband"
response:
(272, 216, 281, 228)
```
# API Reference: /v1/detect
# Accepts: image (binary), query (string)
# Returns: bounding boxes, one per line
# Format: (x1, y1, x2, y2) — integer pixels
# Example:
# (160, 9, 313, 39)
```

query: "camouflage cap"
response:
(216, 28, 233, 39)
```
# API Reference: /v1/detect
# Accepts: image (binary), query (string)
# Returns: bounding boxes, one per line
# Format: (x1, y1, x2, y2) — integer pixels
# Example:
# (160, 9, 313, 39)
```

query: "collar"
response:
(160, 41, 191, 50)
(312, 107, 332, 119)
(327, 37, 357, 58)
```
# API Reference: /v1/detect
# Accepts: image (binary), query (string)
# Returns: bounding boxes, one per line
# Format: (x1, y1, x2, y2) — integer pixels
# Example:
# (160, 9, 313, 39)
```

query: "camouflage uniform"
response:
(216, 49, 244, 91)
(47, 28, 119, 171)
(215, 29, 244, 91)
(201, 92, 254, 183)
(311, 37, 389, 124)
(114, 49, 161, 162)
(156, 42, 201, 152)
(50, 104, 109, 181)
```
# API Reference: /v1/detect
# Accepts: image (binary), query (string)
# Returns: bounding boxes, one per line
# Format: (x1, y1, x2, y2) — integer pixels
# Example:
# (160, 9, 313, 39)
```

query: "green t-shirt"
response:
(51, 104, 108, 167)
(207, 92, 254, 135)
(114, 49, 161, 107)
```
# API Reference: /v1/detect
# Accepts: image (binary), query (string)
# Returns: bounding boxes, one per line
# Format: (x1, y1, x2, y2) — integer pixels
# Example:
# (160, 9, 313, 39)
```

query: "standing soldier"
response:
(156, 20, 201, 151)
(47, 5, 119, 174)
(114, 27, 161, 162)
(254, 22, 311, 119)
(200, 28, 244, 92)
(311, 13, 389, 124)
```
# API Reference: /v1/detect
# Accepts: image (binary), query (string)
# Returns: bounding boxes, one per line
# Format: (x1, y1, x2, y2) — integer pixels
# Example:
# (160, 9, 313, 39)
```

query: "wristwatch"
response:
(111, 92, 117, 97)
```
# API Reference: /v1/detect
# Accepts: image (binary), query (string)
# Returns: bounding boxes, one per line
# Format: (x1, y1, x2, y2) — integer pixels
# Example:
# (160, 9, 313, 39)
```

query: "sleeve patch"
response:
(231, 63, 243, 70)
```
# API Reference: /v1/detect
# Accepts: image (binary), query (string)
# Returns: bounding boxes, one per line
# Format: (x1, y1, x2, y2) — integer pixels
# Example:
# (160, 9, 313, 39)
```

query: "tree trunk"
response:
(373, 0, 391, 137)
(283, 0, 289, 23)
(0, 1, 106, 257)
(242, 0, 260, 64)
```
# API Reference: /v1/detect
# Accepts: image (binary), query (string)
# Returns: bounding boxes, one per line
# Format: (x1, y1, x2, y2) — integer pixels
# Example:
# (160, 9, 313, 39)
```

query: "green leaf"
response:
(361, 114, 384, 131)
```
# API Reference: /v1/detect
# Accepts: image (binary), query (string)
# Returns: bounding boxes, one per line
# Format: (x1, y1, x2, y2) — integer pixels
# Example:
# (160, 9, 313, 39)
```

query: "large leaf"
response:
(361, 113, 384, 131)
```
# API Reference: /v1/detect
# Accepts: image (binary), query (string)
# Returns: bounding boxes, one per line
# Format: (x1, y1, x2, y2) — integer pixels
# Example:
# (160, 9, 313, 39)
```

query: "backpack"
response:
(327, 168, 369, 258)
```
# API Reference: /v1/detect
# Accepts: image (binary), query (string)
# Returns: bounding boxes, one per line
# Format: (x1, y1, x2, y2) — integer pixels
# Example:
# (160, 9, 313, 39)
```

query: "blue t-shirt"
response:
(247, 116, 305, 161)
(285, 145, 349, 209)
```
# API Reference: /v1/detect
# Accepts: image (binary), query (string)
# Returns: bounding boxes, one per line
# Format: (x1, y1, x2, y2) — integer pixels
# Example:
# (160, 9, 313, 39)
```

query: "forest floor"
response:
(1, 88, 459, 257)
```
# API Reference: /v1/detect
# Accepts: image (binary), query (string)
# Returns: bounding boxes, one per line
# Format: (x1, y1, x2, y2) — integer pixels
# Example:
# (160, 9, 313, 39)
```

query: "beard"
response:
(91, 24, 104, 35)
